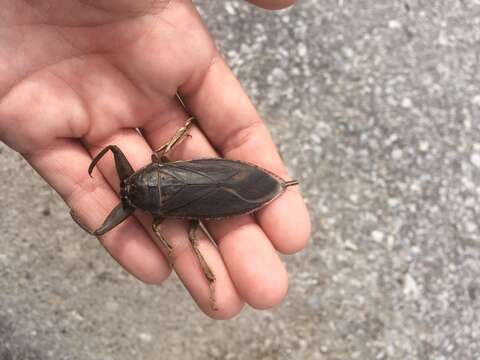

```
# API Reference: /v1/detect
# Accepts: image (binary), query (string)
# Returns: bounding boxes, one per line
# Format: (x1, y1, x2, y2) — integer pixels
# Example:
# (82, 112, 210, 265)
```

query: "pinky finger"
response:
(24, 139, 171, 284)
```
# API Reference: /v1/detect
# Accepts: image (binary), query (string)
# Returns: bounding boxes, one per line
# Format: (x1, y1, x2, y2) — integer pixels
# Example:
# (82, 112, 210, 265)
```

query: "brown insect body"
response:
(125, 158, 289, 220)
(71, 118, 298, 310)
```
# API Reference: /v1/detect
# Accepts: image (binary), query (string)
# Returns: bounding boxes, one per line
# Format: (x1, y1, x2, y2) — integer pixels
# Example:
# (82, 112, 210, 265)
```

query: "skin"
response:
(0, 0, 310, 319)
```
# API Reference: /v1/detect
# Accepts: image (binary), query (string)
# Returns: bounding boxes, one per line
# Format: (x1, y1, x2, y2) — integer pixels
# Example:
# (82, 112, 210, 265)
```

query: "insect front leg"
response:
(189, 220, 218, 311)
(70, 203, 134, 236)
(70, 145, 136, 236)
(88, 145, 134, 181)
(152, 116, 196, 162)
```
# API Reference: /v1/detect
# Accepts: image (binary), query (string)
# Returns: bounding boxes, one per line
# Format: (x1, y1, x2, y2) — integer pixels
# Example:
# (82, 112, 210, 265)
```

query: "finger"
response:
(141, 98, 288, 309)
(180, 57, 311, 254)
(24, 139, 171, 284)
(85, 127, 243, 319)
(244, 0, 296, 10)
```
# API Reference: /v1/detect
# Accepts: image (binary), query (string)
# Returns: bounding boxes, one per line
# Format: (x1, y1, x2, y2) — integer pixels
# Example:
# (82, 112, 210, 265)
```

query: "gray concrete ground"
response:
(1, 0, 480, 359)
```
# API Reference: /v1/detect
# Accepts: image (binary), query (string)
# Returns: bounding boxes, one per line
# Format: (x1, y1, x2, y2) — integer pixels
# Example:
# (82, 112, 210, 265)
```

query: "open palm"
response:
(0, 0, 310, 318)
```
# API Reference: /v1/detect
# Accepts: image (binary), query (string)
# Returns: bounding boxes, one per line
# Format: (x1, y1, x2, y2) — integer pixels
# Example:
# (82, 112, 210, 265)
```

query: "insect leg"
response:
(154, 116, 196, 158)
(70, 209, 95, 235)
(69, 145, 137, 236)
(198, 220, 217, 247)
(70, 203, 134, 236)
(188, 220, 218, 311)
(89, 145, 134, 182)
(152, 217, 174, 266)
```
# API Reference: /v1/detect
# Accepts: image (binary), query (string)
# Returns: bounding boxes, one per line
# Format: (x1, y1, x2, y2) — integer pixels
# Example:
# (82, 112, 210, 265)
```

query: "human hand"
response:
(0, 0, 310, 319)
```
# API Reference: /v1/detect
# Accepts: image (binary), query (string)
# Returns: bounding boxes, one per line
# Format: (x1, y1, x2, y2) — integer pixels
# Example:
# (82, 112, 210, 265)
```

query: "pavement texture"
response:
(1, 0, 480, 359)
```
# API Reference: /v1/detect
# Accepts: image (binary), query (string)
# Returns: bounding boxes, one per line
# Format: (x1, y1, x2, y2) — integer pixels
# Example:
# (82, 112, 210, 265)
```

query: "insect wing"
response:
(158, 159, 284, 218)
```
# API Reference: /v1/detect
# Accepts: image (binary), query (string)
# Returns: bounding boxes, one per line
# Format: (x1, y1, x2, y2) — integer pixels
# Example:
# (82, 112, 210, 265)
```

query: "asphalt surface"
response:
(1, 1, 480, 359)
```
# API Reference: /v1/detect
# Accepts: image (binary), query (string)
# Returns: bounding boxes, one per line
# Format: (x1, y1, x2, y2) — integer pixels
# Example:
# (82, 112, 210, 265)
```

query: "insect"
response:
(71, 117, 298, 310)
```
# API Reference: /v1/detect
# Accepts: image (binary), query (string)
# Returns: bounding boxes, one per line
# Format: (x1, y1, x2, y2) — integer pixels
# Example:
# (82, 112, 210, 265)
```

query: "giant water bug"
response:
(71, 117, 298, 309)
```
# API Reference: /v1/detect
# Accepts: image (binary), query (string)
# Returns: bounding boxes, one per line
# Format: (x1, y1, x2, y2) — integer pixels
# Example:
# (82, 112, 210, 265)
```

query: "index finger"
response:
(180, 57, 311, 254)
